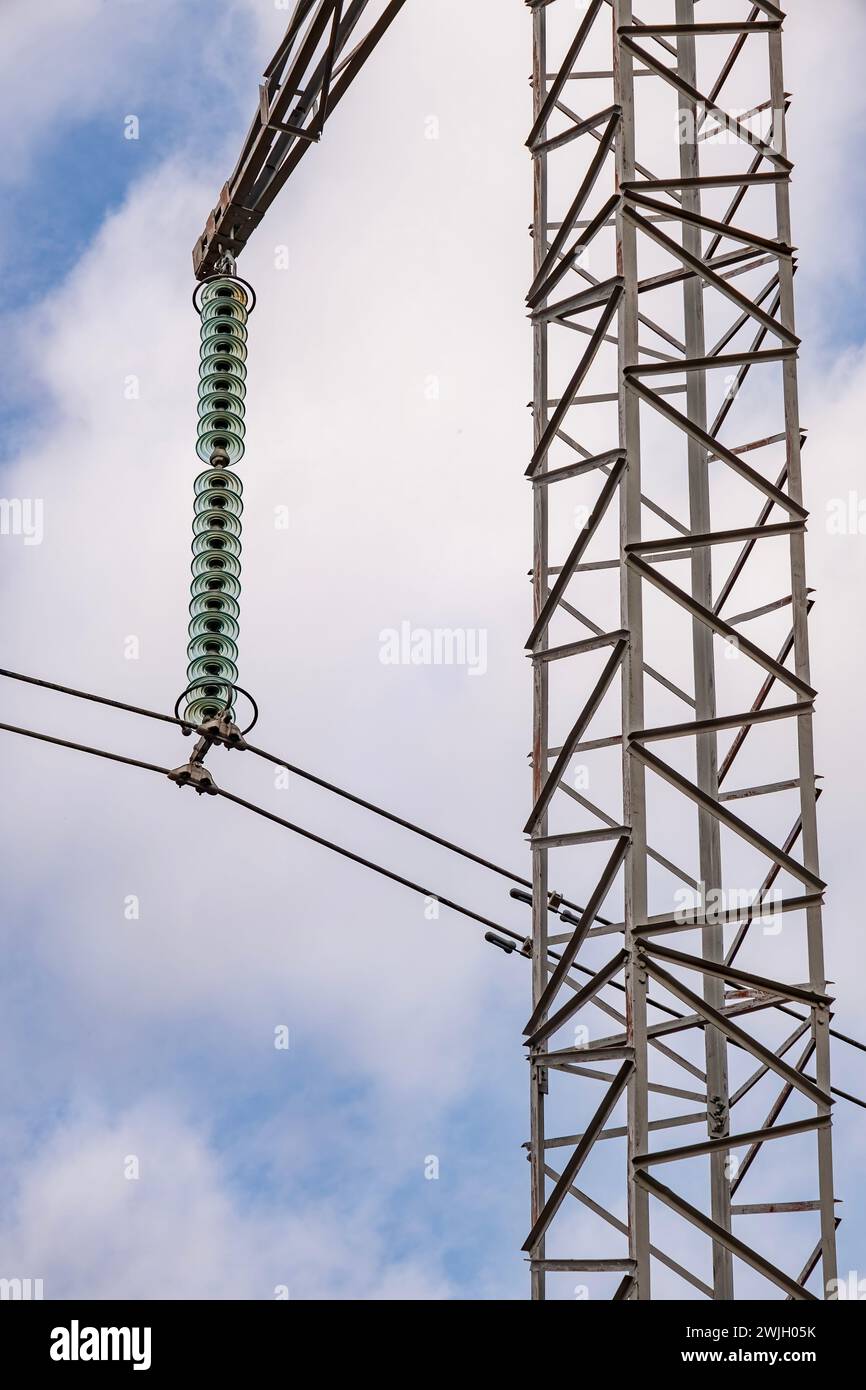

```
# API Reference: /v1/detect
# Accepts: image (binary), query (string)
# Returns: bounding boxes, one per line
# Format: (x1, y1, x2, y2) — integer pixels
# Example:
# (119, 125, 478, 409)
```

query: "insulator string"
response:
(185, 274, 253, 724)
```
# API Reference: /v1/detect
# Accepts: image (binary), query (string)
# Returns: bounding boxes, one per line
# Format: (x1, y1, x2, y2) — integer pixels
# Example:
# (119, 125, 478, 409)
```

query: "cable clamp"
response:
(168, 761, 219, 795)
(198, 709, 247, 751)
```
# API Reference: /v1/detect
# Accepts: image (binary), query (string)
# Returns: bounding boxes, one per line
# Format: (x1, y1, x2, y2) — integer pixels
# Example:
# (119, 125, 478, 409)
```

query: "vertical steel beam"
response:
(675, 0, 733, 1299)
(614, 0, 652, 1301)
(766, 27, 838, 1295)
(530, 0, 550, 1306)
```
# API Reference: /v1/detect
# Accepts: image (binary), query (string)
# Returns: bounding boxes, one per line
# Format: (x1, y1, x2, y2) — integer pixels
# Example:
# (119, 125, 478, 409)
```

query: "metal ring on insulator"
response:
(175, 681, 259, 734)
(193, 274, 257, 316)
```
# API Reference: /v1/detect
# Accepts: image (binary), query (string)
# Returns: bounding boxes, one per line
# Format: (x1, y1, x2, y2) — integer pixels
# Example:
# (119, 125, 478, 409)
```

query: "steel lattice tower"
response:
(524, 0, 837, 1300)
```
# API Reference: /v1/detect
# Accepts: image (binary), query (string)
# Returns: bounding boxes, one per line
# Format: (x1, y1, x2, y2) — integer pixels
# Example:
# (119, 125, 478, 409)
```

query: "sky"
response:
(0, 0, 864, 1301)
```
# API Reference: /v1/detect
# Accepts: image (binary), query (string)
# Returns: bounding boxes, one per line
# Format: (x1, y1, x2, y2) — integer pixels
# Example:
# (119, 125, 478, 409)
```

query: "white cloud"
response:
(0, 0, 864, 1298)
(0, 1099, 456, 1299)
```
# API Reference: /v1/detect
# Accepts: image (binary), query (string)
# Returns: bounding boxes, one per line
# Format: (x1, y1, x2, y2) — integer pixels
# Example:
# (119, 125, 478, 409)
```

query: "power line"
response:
(0, 714, 523, 944)
(0, 664, 605, 922)
(1, 676, 864, 1076)
(211, 784, 526, 942)
(0, 710, 679, 1021)
(0, 711, 672, 1003)
(242, 739, 611, 924)
(4, 710, 866, 1109)
(0, 667, 185, 731)
(0, 718, 169, 777)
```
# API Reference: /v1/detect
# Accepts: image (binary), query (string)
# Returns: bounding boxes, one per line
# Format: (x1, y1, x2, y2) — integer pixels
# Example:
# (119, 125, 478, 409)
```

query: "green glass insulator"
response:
(184, 692, 234, 725)
(185, 274, 253, 723)
(198, 366, 246, 397)
(189, 580, 241, 612)
(197, 396, 244, 437)
(201, 317, 248, 347)
(189, 602, 240, 638)
(193, 507, 243, 540)
(198, 377, 245, 407)
(191, 549, 242, 582)
(192, 472, 243, 522)
(200, 326, 248, 357)
(199, 349, 247, 382)
(192, 530, 242, 560)
(188, 609, 240, 643)
(187, 652, 240, 686)
(194, 466, 243, 497)
(200, 278, 249, 309)
(191, 569, 242, 601)
(195, 426, 245, 466)
(187, 631, 240, 666)
(201, 294, 247, 319)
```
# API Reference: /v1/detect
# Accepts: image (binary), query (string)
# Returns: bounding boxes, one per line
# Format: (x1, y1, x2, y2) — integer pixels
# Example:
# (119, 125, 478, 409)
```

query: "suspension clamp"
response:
(169, 707, 242, 794)
(195, 708, 247, 751)
(168, 761, 219, 795)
